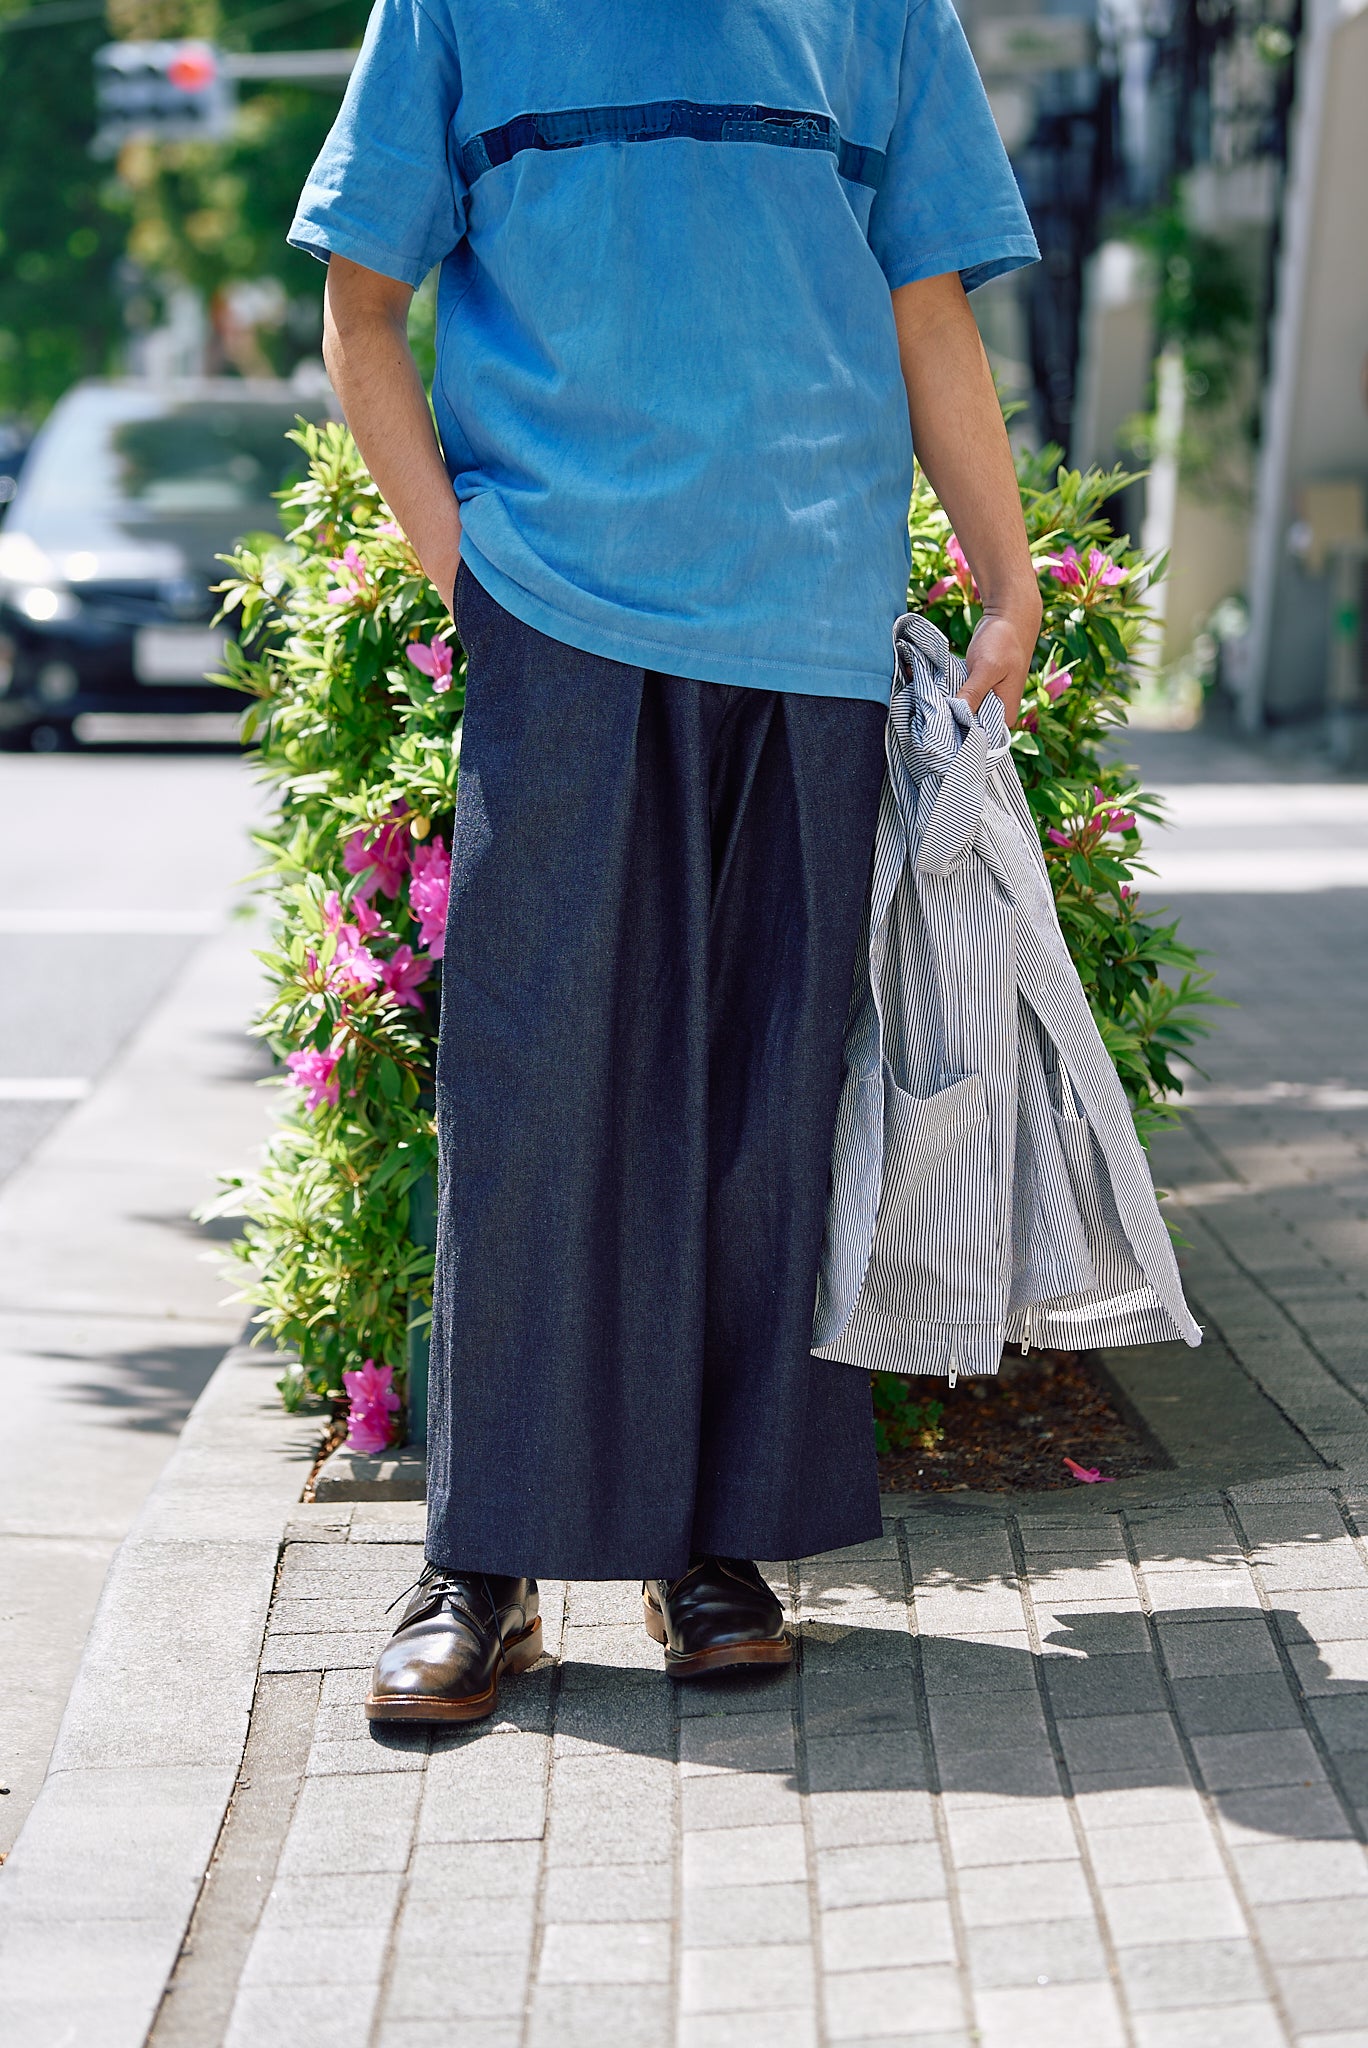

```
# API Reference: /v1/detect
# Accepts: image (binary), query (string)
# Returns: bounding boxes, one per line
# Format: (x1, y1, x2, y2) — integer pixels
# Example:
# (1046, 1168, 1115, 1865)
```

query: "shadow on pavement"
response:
(390, 1604, 1366, 1844)
(42, 1338, 225, 1432)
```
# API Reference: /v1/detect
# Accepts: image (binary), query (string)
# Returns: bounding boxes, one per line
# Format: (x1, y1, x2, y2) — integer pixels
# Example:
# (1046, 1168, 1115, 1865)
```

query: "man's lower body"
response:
(368, 562, 888, 1721)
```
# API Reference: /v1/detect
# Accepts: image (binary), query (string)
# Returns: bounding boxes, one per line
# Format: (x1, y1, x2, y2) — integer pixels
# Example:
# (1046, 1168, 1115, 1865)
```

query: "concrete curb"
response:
(313, 1442, 425, 1501)
(0, 1341, 313, 2048)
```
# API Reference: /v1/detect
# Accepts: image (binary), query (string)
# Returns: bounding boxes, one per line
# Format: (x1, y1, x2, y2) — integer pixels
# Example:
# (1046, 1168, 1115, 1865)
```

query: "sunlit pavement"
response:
(0, 750, 272, 1853)
(126, 725, 1368, 2048)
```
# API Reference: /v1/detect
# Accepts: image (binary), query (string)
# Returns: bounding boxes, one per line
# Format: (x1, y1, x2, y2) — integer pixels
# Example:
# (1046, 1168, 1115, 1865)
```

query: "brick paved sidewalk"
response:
(150, 1486, 1368, 2048)
(143, 735, 1368, 2048)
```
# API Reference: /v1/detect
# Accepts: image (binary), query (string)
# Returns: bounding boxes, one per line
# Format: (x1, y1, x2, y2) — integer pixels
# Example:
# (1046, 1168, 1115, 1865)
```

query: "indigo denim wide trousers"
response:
(424, 563, 888, 1579)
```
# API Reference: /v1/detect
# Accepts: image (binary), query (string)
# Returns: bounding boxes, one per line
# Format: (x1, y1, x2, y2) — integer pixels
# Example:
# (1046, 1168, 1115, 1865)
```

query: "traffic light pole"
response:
(92, 41, 357, 154)
(220, 50, 356, 83)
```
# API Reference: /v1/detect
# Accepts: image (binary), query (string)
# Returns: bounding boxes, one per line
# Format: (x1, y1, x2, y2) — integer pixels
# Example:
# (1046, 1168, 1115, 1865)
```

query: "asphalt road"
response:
(0, 750, 265, 1186)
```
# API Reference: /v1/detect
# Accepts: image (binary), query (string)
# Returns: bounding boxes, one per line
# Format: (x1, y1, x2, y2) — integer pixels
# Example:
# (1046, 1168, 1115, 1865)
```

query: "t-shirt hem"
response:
(460, 538, 895, 704)
(882, 232, 1040, 296)
(287, 212, 433, 293)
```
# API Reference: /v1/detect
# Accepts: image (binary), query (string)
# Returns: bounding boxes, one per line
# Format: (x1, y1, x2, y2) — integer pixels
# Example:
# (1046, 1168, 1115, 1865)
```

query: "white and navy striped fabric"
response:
(812, 612, 1202, 1379)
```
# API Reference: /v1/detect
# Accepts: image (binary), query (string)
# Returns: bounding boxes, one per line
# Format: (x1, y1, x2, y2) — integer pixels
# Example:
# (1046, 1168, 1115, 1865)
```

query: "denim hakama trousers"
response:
(425, 565, 888, 1580)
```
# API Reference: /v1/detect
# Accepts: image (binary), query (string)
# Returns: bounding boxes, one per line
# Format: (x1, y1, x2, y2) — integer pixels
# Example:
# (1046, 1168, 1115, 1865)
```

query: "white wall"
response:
(1247, 0, 1368, 724)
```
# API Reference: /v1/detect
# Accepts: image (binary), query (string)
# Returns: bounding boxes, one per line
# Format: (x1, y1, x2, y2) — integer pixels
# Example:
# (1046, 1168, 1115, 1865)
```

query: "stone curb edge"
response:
(0, 1340, 315, 2048)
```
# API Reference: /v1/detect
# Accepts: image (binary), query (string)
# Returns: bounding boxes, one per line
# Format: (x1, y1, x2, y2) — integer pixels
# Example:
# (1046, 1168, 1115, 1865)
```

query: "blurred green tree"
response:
(111, 0, 370, 374)
(0, 0, 127, 415)
(0, 0, 370, 418)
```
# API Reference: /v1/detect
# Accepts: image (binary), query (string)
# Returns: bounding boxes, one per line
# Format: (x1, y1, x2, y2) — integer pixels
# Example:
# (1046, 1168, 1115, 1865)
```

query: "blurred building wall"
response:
(1072, 241, 1153, 477)
(1247, 0, 1368, 725)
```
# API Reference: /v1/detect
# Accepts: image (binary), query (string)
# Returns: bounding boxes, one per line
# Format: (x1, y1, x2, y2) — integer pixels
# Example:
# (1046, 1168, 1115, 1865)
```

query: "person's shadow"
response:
(376, 1598, 1364, 1844)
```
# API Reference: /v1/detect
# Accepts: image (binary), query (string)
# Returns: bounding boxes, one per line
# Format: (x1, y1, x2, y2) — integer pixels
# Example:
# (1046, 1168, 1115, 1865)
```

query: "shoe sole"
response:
(643, 1592, 793, 1680)
(364, 1618, 543, 1724)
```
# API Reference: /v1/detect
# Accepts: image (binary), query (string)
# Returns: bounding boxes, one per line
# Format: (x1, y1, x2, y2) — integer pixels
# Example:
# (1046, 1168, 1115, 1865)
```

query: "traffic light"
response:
(92, 40, 235, 155)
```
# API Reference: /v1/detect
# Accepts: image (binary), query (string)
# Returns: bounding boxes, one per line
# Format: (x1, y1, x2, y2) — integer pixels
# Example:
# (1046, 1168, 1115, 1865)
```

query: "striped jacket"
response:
(812, 612, 1202, 1380)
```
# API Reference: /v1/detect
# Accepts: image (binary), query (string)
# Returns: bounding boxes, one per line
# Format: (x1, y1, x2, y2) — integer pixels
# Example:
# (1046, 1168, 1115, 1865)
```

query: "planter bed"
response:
(878, 1346, 1164, 1493)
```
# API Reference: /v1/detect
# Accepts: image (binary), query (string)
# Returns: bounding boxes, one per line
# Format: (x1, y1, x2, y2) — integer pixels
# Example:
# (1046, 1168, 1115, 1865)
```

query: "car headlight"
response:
(0, 531, 56, 583)
(0, 534, 79, 624)
(17, 584, 79, 624)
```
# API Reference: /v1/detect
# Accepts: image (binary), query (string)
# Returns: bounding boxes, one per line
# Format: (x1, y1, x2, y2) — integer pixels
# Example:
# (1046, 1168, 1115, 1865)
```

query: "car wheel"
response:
(30, 721, 75, 753)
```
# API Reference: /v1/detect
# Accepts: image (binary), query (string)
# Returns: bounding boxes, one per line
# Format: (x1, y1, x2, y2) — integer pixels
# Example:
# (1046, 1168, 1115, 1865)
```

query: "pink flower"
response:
(1019, 707, 1039, 732)
(1049, 544, 1126, 594)
(927, 532, 978, 604)
(330, 928, 383, 992)
(1046, 828, 1071, 848)
(1041, 654, 1074, 702)
(1093, 789, 1137, 834)
(1119, 884, 1133, 900)
(343, 803, 410, 900)
(325, 542, 367, 606)
(323, 889, 384, 941)
(312, 891, 384, 993)
(323, 891, 383, 939)
(342, 1359, 401, 1455)
(285, 1044, 340, 1111)
(409, 835, 450, 957)
(947, 534, 974, 587)
(381, 942, 429, 1010)
(406, 637, 454, 692)
(1063, 1456, 1115, 1484)
(376, 519, 404, 537)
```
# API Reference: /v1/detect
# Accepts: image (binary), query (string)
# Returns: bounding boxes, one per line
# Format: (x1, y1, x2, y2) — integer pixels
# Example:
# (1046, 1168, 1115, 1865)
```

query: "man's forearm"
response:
(892, 272, 1041, 719)
(322, 254, 463, 606)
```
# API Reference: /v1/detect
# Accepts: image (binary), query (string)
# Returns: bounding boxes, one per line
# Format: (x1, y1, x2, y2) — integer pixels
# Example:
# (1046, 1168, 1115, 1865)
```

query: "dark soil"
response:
(876, 1347, 1163, 1494)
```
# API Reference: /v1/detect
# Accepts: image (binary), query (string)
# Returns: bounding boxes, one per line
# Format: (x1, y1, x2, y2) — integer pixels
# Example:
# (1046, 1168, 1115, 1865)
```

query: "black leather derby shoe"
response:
(644, 1556, 792, 1679)
(366, 1567, 541, 1723)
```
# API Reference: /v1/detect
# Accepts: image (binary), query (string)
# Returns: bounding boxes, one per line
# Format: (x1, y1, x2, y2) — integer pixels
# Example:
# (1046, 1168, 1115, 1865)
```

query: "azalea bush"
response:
(211, 420, 464, 1438)
(215, 425, 1212, 1449)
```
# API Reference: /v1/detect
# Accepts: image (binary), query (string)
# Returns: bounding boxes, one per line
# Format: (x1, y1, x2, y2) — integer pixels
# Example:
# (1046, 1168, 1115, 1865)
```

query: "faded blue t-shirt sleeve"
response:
(868, 0, 1039, 295)
(288, 0, 464, 290)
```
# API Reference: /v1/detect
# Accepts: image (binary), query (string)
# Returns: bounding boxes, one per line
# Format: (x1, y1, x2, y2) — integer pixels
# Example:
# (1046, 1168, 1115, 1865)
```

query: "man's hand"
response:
(892, 272, 1042, 726)
(961, 608, 1038, 727)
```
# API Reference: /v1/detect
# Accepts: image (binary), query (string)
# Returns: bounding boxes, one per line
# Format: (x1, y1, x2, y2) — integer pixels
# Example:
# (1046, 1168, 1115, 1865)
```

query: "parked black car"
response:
(0, 378, 334, 749)
(0, 422, 31, 510)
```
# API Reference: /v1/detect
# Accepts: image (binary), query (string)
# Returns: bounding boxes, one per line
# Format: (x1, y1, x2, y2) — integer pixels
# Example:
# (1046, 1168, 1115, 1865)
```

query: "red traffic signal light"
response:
(93, 40, 234, 152)
(166, 44, 218, 92)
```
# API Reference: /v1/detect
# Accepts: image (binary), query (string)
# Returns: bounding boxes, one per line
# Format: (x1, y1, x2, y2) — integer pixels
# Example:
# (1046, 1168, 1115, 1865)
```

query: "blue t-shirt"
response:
(289, 0, 1037, 702)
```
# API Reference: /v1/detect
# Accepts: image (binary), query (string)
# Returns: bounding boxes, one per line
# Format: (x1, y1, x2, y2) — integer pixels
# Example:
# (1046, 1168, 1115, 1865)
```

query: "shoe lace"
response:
(387, 1564, 508, 1652)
